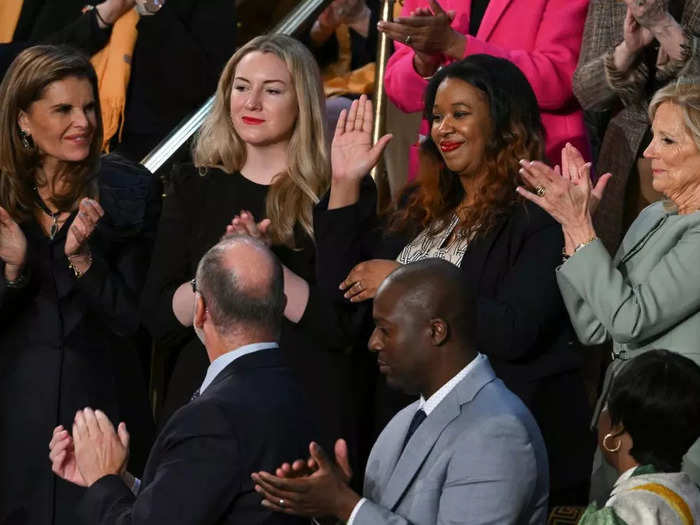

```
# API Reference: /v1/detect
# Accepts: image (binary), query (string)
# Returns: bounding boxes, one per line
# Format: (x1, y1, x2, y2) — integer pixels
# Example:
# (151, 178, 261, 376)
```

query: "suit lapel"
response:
(379, 357, 497, 511)
(476, 0, 514, 41)
(459, 214, 507, 292)
(617, 211, 669, 265)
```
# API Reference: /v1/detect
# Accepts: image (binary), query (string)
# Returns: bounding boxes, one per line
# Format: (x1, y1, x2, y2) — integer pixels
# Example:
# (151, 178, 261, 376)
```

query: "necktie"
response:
(401, 408, 427, 453)
(190, 389, 201, 401)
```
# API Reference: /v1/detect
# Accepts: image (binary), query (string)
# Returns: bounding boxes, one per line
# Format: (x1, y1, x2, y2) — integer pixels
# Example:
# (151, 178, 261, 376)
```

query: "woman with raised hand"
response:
(314, 54, 594, 506)
(0, 45, 156, 525)
(518, 79, 700, 503)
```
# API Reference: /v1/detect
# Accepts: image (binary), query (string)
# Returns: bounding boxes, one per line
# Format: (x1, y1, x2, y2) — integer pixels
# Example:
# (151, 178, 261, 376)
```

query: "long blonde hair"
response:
(192, 34, 330, 248)
(0, 45, 102, 222)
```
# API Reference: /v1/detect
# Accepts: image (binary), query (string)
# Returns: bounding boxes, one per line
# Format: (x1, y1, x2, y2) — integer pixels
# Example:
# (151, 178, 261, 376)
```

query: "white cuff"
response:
(347, 497, 368, 525)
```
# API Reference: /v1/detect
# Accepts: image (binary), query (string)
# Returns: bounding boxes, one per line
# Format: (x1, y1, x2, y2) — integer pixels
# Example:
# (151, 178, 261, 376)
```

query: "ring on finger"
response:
(405, 34, 412, 45)
(355, 281, 364, 291)
(279, 499, 285, 506)
(535, 185, 546, 197)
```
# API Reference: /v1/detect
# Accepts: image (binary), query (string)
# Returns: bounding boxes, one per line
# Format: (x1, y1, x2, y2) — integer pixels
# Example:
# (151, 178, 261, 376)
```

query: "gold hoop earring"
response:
(603, 432, 621, 453)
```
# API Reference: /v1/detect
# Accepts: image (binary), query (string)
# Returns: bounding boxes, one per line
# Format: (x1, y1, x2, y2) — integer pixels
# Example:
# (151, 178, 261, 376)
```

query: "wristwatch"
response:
(136, 0, 164, 15)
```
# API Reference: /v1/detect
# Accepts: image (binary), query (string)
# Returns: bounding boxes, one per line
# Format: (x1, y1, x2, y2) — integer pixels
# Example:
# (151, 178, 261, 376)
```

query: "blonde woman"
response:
(141, 35, 365, 448)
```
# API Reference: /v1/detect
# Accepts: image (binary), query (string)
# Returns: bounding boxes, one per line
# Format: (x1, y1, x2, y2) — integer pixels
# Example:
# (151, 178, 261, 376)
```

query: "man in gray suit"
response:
(252, 258, 549, 524)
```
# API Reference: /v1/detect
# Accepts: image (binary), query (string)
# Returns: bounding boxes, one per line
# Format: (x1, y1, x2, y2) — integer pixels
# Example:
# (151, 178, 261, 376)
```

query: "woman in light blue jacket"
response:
(517, 78, 700, 503)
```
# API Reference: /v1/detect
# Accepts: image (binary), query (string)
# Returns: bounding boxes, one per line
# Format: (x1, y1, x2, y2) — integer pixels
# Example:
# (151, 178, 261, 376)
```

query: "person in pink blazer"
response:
(380, 0, 590, 171)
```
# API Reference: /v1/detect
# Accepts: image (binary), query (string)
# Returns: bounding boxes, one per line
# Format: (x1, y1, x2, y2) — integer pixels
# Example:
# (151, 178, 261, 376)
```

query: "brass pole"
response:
(370, 0, 395, 212)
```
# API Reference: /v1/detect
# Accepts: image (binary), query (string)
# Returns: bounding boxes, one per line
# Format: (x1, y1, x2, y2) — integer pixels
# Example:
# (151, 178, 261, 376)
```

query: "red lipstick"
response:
(440, 141, 461, 152)
(242, 116, 265, 125)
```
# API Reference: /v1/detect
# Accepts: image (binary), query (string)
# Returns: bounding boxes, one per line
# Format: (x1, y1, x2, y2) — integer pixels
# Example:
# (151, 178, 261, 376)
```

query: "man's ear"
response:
(429, 318, 448, 346)
(193, 294, 207, 329)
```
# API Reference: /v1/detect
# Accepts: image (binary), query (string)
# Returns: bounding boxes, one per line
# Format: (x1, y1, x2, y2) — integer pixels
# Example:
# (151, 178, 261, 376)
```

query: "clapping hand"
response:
(225, 210, 272, 246)
(623, 6, 654, 54)
(331, 95, 393, 183)
(64, 198, 103, 257)
(516, 143, 611, 228)
(377, 0, 462, 58)
(624, 0, 669, 31)
(72, 408, 129, 486)
(0, 206, 27, 280)
(251, 439, 357, 520)
(49, 425, 87, 487)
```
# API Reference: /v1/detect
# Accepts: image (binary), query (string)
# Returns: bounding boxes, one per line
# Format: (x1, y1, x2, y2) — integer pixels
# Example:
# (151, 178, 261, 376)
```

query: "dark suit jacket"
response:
(313, 177, 593, 493)
(78, 348, 315, 525)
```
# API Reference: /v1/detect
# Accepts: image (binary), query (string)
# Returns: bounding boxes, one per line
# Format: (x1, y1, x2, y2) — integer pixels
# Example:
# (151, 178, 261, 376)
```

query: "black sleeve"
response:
(43, 10, 112, 56)
(73, 164, 160, 336)
(140, 166, 196, 348)
(79, 404, 240, 525)
(0, 261, 34, 325)
(477, 209, 568, 361)
(312, 177, 405, 347)
(133, 0, 237, 112)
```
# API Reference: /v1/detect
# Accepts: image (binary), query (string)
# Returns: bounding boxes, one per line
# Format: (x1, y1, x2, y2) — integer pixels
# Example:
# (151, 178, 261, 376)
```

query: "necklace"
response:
(33, 187, 62, 240)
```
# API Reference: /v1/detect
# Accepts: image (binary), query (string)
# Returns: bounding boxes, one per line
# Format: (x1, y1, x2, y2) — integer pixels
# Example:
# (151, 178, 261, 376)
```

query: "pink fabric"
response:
(385, 0, 590, 175)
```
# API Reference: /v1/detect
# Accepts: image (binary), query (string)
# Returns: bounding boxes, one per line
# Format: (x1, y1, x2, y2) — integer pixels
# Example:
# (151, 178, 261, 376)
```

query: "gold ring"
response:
(535, 185, 546, 197)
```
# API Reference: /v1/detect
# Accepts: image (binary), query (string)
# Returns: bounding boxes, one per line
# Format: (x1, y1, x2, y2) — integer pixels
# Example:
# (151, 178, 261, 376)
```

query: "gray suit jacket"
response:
(354, 356, 549, 525)
(557, 201, 700, 480)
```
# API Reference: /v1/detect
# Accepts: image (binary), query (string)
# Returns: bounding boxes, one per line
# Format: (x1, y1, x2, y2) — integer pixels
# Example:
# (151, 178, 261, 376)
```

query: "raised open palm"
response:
(331, 95, 393, 182)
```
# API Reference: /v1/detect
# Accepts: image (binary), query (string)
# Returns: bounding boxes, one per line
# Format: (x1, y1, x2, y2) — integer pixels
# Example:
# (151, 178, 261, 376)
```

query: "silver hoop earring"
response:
(603, 432, 621, 453)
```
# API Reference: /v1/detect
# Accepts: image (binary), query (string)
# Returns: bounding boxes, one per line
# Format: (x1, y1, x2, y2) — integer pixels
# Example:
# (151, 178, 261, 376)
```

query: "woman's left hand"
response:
(225, 210, 272, 246)
(340, 259, 401, 302)
(65, 198, 103, 257)
(377, 0, 464, 59)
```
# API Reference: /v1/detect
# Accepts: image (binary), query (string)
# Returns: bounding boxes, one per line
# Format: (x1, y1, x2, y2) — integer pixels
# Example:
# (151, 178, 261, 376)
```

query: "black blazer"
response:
(313, 177, 593, 493)
(0, 156, 158, 525)
(78, 348, 316, 525)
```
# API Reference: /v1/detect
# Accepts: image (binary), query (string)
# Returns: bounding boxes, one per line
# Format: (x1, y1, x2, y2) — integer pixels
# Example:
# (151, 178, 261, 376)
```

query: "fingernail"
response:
(519, 159, 527, 165)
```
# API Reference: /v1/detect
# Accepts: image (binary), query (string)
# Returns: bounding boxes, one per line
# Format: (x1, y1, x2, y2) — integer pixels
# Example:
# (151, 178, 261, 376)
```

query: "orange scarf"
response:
(0, 0, 24, 43)
(90, 8, 139, 150)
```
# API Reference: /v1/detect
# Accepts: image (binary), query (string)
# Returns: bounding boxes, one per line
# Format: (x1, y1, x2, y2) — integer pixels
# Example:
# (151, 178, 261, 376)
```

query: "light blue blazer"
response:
(354, 356, 549, 525)
(557, 201, 700, 481)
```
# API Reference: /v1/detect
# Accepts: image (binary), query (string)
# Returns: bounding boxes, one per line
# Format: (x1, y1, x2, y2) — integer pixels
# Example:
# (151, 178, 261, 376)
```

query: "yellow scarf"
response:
(0, 0, 24, 43)
(90, 8, 139, 150)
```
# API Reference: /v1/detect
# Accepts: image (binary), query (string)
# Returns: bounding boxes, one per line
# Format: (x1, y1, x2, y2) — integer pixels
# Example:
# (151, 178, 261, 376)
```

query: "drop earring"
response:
(19, 129, 32, 151)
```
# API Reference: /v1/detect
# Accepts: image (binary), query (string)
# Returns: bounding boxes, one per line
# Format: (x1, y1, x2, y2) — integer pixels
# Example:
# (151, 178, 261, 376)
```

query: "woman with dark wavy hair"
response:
(0, 45, 155, 524)
(315, 54, 593, 505)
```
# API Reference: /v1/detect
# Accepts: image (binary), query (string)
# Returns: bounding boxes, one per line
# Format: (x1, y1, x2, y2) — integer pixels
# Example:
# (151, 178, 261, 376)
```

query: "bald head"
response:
(195, 235, 285, 338)
(379, 258, 478, 349)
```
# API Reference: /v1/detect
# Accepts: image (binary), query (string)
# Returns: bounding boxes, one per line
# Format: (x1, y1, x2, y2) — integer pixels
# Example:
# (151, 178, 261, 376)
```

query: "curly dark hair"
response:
(388, 54, 546, 239)
(608, 350, 700, 472)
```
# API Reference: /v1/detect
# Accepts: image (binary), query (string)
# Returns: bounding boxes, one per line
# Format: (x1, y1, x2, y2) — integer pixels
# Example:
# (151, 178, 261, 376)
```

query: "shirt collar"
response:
(418, 353, 484, 415)
(199, 342, 278, 394)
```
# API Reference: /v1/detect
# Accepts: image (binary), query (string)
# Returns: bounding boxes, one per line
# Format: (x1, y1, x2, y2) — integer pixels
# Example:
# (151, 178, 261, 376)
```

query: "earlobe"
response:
(193, 295, 207, 328)
(17, 111, 29, 134)
(430, 319, 448, 346)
